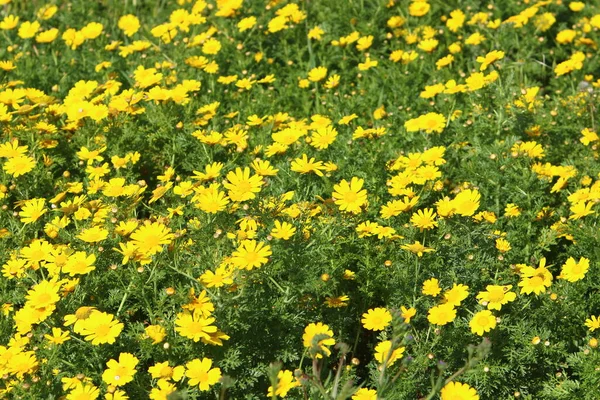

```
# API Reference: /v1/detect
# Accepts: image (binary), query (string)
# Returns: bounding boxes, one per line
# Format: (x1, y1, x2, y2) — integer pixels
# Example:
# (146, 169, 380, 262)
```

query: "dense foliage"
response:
(1, 0, 600, 399)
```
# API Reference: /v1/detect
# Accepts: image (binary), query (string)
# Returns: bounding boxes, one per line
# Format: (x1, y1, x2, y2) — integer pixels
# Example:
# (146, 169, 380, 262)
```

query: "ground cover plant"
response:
(1, 0, 600, 399)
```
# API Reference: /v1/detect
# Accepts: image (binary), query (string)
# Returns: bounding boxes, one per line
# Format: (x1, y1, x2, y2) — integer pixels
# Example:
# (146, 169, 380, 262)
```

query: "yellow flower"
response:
(308, 66, 328, 82)
(418, 38, 438, 52)
(374, 340, 405, 366)
(452, 189, 480, 216)
(427, 303, 457, 326)
(409, 1, 430, 17)
(308, 26, 324, 40)
(0, 15, 19, 30)
(79, 311, 124, 345)
(238, 16, 257, 32)
(144, 325, 167, 344)
(569, 2, 585, 11)
(476, 50, 505, 71)
(410, 208, 438, 230)
(271, 220, 296, 240)
(45, 327, 69, 345)
(404, 112, 447, 134)
(476, 285, 516, 310)
(309, 126, 338, 150)
(18, 20, 40, 39)
(469, 310, 497, 336)
(19, 198, 47, 224)
(303, 322, 335, 358)
(352, 388, 377, 400)
(291, 154, 326, 176)
(118, 14, 140, 36)
(77, 226, 109, 243)
(518, 258, 553, 295)
(231, 240, 272, 270)
(443, 283, 469, 307)
(175, 311, 218, 342)
(559, 257, 589, 282)
(65, 383, 99, 400)
(3, 155, 36, 177)
(422, 278, 441, 296)
(130, 221, 174, 256)
(585, 316, 600, 332)
(401, 241, 435, 257)
(223, 167, 263, 202)
(62, 251, 96, 276)
(441, 382, 479, 400)
(102, 352, 139, 387)
(267, 370, 300, 398)
(36, 28, 59, 43)
(332, 177, 368, 214)
(26, 280, 60, 309)
(185, 358, 221, 391)
(361, 307, 392, 331)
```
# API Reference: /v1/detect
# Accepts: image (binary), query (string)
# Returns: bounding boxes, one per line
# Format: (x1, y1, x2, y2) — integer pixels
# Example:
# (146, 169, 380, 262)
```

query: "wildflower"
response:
(223, 167, 263, 202)
(559, 257, 589, 282)
(175, 311, 217, 342)
(62, 251, 96, 276)
(66, 383, 100, 400)
(569, 201, 595, 220)
(358, 56, 378, 70)
(332, 177, 368, 214)
(476, 50, 505, 71)
(303, 322, 335, 357)
(199, 264, 234, 288)
(202, 38, 222, 55)
(518, 258, 553, 295)
(352, 388, 377, 400)
(410, 208, 438, 230)
(308, 26, 324, 40)
(374, 340, 405, 366)
(504, 203, 521, 217)
(310, 126, 338, 150)
(231, 240, 272, 270)
(267, 370, 300, 397)
(251, 159, 278, 176)
(79, 311, 123, 345)
(324, 295, 349, 308)
(186, 358, 221, 391)
(3, 155, 36, 177)
(409, 1, 430, 17)
(118, 14, 140, 36)
(77, 226, 109, 243)
(470, 310, 497, 336)
(361, 308, 392, 331)
(495, 238, 511, 253)
(440, 382, 479, 400)
(271, 220, 296, 240)
(401, 241, 435, 257)
(26, 280, 60, 309)
(144, 325, 166, 344)
(452, 189, 480, 216)
(308, 66, 328, 82)
(427, 303, 457, 326)
(130, 222, 174, 256)
(443, 284, 469, 307)
(422, 278, 441, 296)
(238, 16, 256, 32)
(2, 258, 27, 279)
(291, 154, 326, 176)
(18, 21, 40, 39)
(585, 316, 600, 332)
(477, 285, 516, 310)
(19, 198, 47, 224)
(102, 352, 139, 386)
